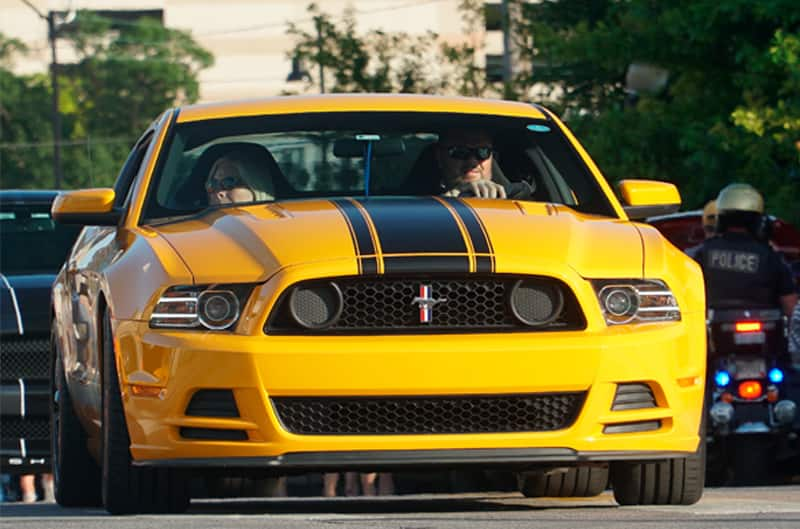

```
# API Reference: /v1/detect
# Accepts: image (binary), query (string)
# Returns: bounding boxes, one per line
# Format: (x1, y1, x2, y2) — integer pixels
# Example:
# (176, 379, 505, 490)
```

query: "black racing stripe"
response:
(475, 256, 493, 274)
(357, 198, 467, 255)
(442, 197, 492, 255)
(330, 200, 361, 273)
(331, 199, 375, 257)
(383, 256, 470, 274)
(360, 257, 379, 275)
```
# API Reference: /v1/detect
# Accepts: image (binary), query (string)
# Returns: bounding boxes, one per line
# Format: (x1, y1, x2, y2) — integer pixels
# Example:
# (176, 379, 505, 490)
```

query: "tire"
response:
(518, 466, 608, 498)
(51, 326, 102, 507)
(100, 309, 190, 514)
(610, 437, 705, 505)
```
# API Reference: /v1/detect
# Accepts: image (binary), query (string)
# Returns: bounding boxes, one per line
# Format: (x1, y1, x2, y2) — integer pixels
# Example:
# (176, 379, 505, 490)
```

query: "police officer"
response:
(690, 183, 797, 317)
(685, 199, 718, 260)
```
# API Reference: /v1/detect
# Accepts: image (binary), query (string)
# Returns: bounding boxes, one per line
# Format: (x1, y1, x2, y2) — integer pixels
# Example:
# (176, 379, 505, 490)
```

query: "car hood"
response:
(154, 198, 643, 284)
(1, 273, 56, 335)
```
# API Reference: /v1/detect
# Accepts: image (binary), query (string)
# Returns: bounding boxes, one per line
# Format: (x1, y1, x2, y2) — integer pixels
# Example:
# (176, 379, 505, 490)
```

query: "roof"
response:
(177, 93, 549, 123)
(0, 189, 61, 205)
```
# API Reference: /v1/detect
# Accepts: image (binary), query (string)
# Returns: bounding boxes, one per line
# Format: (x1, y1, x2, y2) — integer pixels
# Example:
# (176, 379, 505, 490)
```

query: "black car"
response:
(1, 190, 82, 474)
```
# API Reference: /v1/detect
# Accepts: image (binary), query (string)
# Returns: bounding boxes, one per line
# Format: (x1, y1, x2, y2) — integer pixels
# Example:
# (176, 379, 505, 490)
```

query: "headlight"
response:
(592, 279, 680, 325)
(150, 284, 254, 330)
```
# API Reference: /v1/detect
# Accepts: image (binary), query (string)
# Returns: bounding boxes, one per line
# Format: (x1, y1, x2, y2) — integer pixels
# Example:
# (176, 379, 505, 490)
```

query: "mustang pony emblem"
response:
(411, 285, 447, 323)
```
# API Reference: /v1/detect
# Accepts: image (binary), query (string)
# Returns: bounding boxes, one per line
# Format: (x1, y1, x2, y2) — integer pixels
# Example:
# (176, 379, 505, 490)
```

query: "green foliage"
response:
(1, 33, 54, 189)
(516, 0, 800, 223)
(1, 13, 213, 190)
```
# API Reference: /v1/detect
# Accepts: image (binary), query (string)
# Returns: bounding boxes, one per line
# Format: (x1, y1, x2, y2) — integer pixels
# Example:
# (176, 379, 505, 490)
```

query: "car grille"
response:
(271, 392, 586, 435)
(0, 335, 49, 379)
(266, 275, 586, 334)
(0, 417, 50, 441)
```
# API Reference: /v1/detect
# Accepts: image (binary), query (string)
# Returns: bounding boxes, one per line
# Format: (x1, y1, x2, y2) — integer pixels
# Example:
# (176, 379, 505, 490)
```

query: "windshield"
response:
(143, 111, 616, 222)
(0, 203, 82, 275)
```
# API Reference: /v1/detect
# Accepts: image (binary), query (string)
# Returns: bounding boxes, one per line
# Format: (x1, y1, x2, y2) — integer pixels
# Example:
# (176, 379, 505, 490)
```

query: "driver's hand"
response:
(449, 180, 507, 199)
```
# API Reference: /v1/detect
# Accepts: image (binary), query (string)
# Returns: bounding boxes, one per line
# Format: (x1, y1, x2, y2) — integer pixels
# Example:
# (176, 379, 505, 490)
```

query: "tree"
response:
(0, 33, 55, 188)
(1, 12, 213, 190)
(64, 11, 213, 138)
(285, 2, 496, 97)
(513, 0, 800, 223)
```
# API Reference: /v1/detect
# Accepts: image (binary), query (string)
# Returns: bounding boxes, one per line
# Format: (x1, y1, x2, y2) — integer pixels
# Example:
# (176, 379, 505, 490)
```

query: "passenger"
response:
(205, 148, 275, 205)
(434, 130, 506, 199)
(689, 183, 797, 317)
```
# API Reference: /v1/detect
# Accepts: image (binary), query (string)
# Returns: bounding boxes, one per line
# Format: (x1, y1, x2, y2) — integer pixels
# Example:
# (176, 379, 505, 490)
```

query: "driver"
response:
(434, 130, 507, 199)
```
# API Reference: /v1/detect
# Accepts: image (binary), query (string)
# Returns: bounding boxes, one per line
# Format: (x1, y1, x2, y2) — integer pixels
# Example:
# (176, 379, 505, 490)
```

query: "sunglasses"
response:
(446, 145, 493, 161)
(206, 175, 247, 193)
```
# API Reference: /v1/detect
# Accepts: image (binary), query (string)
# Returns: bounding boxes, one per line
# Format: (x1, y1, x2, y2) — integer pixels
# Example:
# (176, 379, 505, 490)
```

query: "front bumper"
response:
(135, 447, 693, 471)
(114, 315, 706, 467)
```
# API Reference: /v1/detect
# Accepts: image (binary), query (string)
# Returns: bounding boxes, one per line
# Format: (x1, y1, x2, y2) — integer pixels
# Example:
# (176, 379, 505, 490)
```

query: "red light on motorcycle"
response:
(738, 380, 763, 400)
(721, 392, 734, 403)
(767, 386, 779, 402)
(735, 321, 762, 333)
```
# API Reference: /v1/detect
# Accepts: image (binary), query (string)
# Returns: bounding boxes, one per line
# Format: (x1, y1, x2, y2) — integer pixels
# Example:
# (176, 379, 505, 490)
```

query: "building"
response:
(1, 0, 514, 103)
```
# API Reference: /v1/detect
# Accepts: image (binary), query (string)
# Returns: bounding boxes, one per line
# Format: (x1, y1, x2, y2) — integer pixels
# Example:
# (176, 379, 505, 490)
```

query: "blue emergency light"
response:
(768, 368, 784, 384)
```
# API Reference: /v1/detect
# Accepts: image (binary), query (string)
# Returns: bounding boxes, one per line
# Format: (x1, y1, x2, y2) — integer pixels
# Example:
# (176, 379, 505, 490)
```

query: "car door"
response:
(63, 132, 155, 431)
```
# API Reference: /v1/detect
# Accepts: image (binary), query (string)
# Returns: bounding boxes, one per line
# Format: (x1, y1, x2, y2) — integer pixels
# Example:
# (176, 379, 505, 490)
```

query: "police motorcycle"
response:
(706, 305, 798, 485)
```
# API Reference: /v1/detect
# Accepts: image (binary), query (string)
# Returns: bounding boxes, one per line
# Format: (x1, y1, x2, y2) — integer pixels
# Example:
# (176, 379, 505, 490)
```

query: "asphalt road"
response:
(2, 486, 799, 529)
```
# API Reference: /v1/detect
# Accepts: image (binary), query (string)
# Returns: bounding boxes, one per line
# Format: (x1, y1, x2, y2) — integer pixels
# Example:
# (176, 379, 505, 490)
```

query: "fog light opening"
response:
(774, 400, 797, 425)
(709, 401, 734, 426)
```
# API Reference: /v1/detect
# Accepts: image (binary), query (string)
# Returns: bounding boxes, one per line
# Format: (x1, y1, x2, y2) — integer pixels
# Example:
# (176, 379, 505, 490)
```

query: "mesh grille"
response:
(272, 393, 586, 435)
(0, 336, 50, 379)
(1, 417, 50, 440)
(267, 275, 585, 334)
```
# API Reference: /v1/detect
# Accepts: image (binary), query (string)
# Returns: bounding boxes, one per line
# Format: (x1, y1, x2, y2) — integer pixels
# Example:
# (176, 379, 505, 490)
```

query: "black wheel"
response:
(51, 326, 102, 507)
(610, 437, 705, 505)
(731, 435, 772, 486)
(518, 466, 608, 498)
(100, 309, 190, 514)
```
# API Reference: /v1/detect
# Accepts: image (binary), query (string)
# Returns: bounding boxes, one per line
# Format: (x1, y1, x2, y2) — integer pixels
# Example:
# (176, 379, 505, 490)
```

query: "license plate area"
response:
(733, 331, 765, 345)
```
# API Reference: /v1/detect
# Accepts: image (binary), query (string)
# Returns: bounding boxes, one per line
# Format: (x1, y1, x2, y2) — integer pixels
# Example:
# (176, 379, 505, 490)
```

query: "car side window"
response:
(114, 133, 154, 211)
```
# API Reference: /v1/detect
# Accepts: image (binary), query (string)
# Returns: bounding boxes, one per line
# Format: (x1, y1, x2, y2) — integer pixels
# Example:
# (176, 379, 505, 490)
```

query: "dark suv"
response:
(1, 190, 82, 475)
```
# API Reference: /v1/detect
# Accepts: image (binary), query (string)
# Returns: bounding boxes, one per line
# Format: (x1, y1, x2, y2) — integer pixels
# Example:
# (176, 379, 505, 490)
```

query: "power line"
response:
(18, 0, 451, 51)
(198, 0, 450, 37)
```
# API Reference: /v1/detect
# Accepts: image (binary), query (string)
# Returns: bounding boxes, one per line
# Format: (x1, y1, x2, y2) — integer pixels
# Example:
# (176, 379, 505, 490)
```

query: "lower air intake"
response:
(272, 393, 586, 435)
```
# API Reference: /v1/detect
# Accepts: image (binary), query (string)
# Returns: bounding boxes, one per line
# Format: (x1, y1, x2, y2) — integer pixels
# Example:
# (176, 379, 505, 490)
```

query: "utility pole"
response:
(315, 17, 325, 94)
(47, 11, 63, 189)
(20, 1, 63, 189)
(500, 0, 516, 99)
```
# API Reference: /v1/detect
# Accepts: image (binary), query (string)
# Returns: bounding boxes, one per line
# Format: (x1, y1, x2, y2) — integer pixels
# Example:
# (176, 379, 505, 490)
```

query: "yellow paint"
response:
(178, 94, 548, 123)
(51, 188, 115, 216)
(618, 179, 681, 207)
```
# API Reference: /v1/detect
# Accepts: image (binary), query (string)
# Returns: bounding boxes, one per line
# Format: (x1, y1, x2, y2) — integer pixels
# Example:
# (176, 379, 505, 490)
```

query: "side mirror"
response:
(617, 179, 681, 220)
(51, 188, 121, 226)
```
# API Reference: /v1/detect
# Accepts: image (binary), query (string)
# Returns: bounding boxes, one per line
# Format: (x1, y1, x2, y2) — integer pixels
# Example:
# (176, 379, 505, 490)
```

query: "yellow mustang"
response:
(50, 94, 706, 514)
